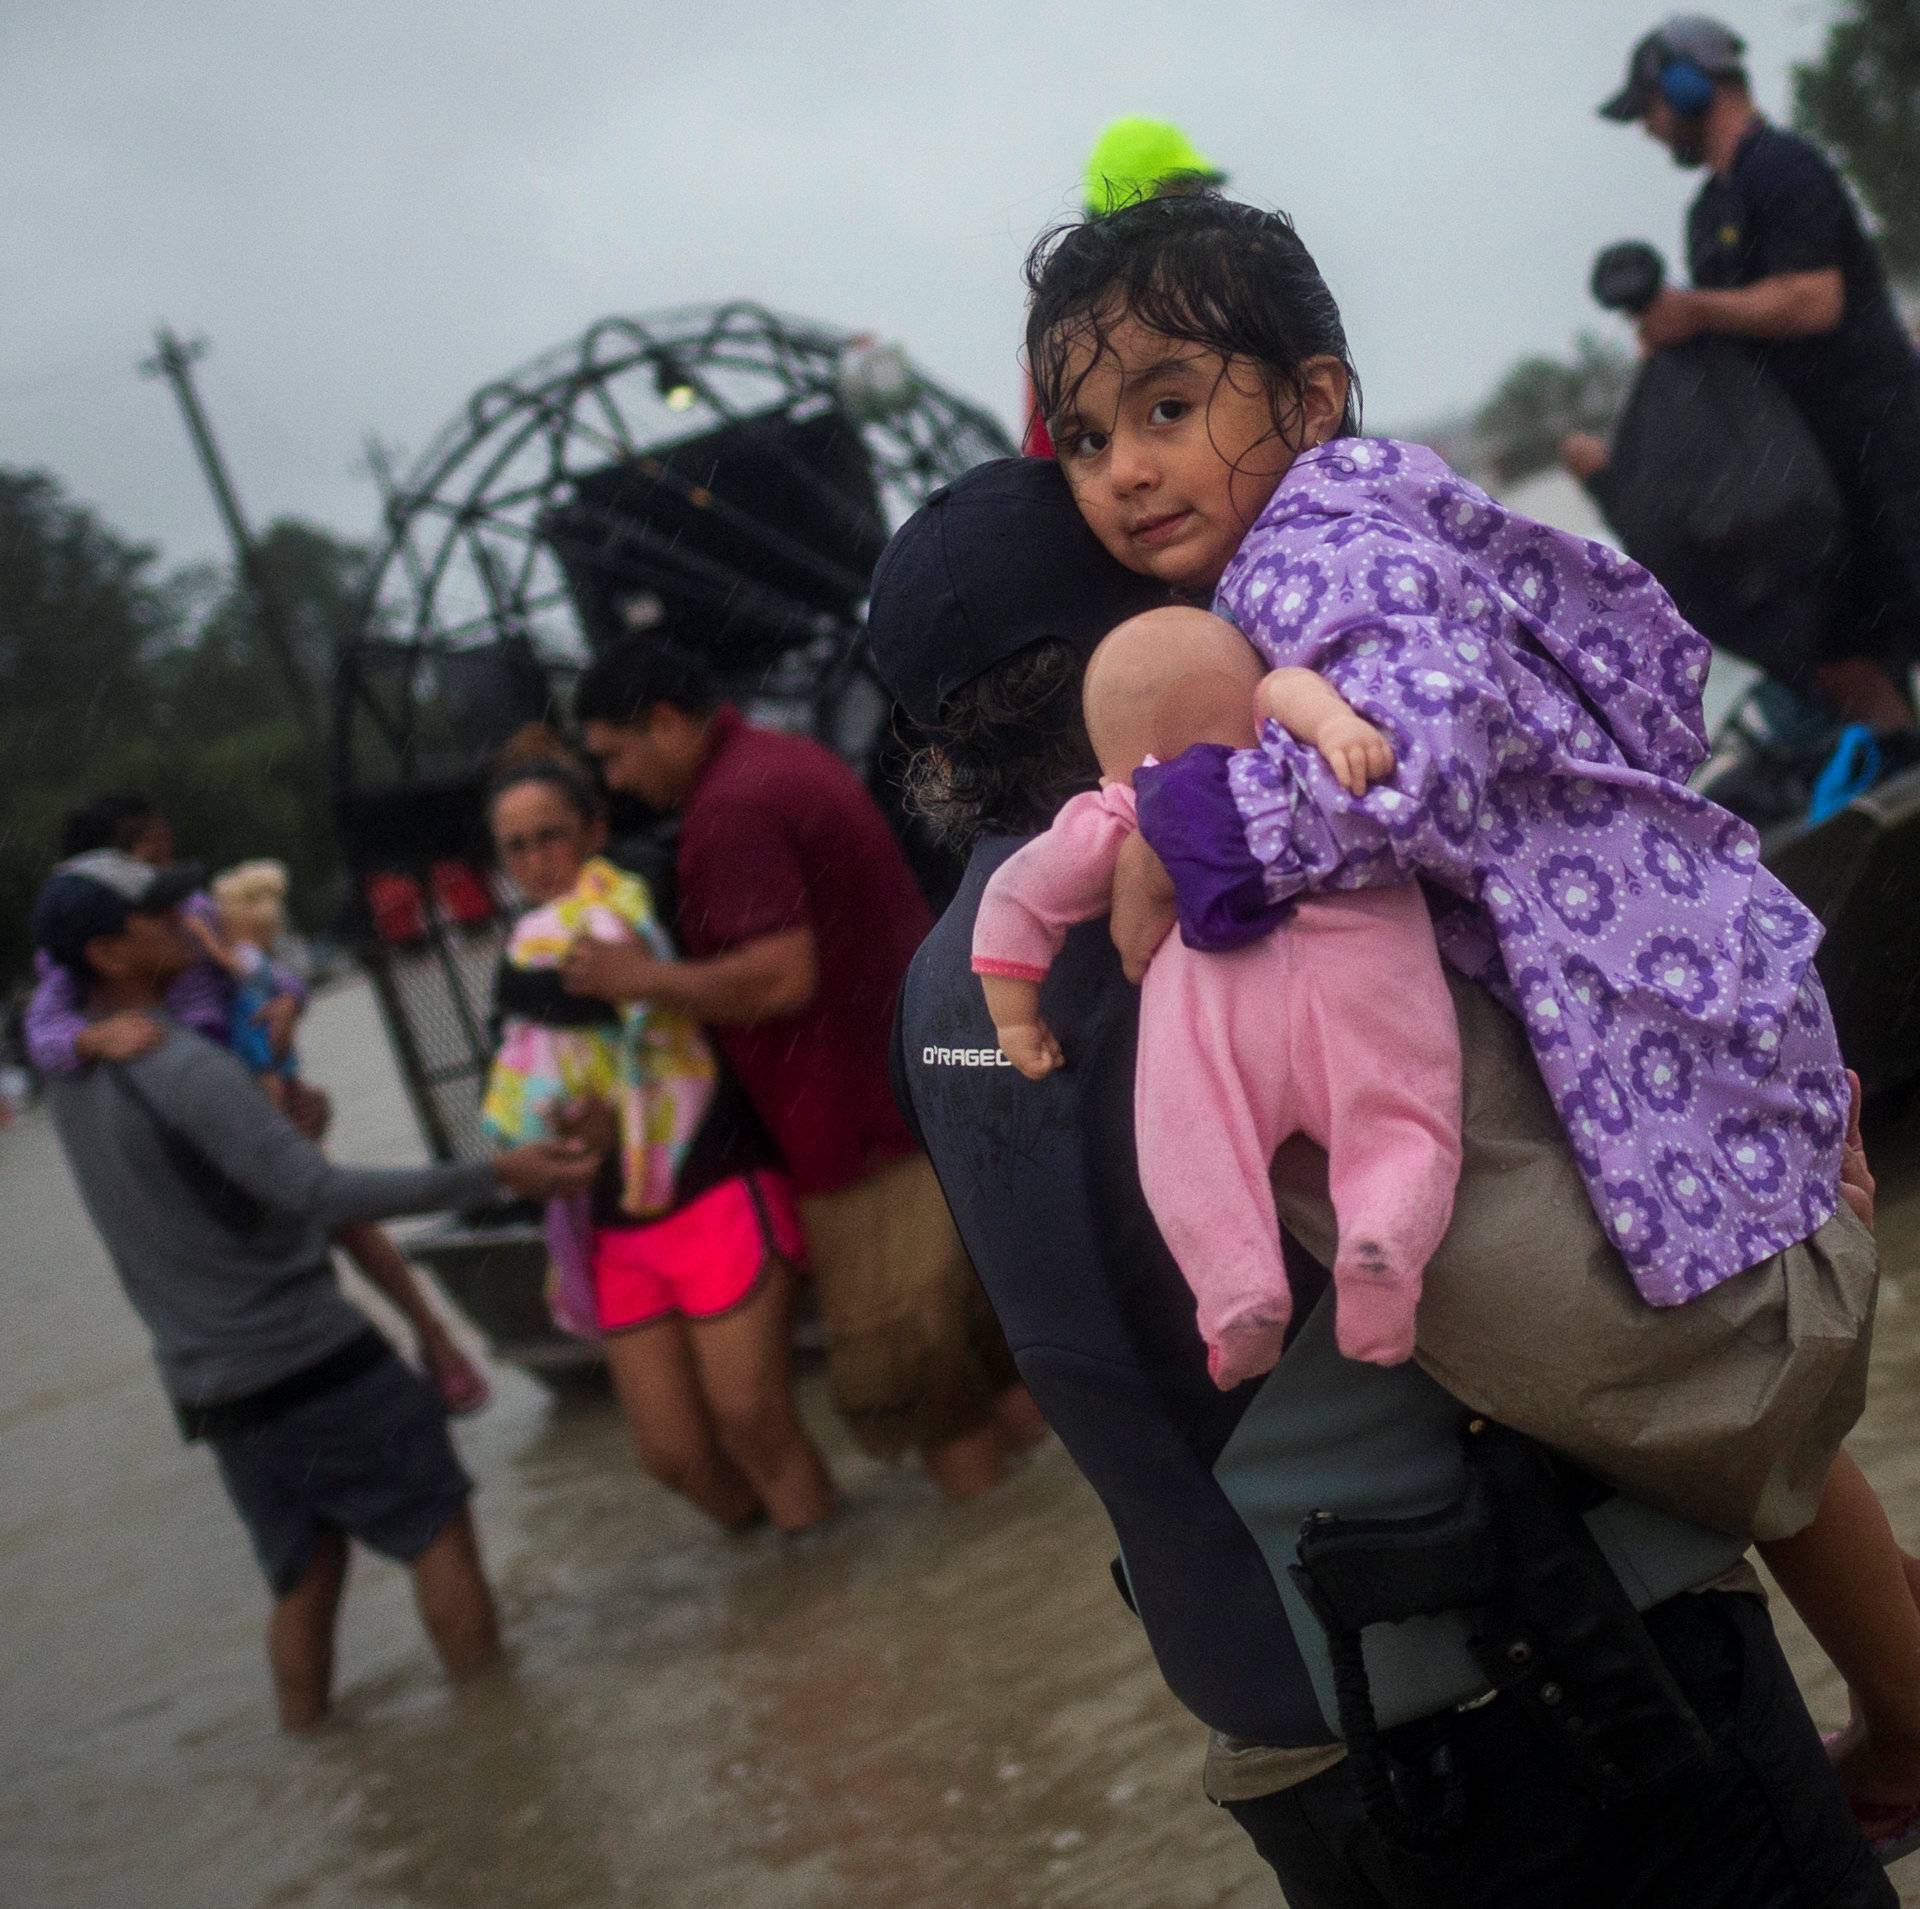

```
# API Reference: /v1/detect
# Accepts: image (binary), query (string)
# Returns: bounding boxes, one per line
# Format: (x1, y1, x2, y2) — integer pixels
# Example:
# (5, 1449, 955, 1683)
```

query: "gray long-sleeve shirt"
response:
(45, 1026, 497, 1407)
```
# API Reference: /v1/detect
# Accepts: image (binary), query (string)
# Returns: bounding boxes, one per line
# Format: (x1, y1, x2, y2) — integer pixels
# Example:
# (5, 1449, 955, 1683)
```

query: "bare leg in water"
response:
(688, 1259, 837, 1534)
(1815, 656, 1916, 735)
(603, 1316, 767, 1530)
(408, 1508, 503, 1681)
(269, 1530, 350, 1731)
(1758, 1074, 1920, 1833)
(1761, 1452, 1920, 1830)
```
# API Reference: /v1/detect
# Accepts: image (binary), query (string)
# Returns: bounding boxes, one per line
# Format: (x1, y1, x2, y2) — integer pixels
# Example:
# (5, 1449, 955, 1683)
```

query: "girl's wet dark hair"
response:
(1024, 192, 1362, 448)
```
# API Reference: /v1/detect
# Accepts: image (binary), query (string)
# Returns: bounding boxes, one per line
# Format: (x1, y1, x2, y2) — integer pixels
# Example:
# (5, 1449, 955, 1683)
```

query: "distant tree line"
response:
(1, 466, 365, 987)
(1468, 0, 1915, 486)
(1794, 0, 1920, 285)
(1469, 336, 1635, 487)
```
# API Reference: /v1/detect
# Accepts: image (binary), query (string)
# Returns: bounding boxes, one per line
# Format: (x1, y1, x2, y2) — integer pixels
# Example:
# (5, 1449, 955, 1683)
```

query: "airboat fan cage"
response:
(337, 302, 1012, 799)
(332, 303, 1013, 1160)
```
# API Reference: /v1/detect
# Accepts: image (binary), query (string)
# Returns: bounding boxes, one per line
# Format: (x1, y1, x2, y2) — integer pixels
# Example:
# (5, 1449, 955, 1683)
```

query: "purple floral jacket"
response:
(24, 891, 303, 1076)
(1134, 438, 1843, 1306)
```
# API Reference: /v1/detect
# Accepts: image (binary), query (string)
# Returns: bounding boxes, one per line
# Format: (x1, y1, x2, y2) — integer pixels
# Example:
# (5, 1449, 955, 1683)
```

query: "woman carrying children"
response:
(1015, 190, 1920, 1845)
(484, 755, 836, 1536)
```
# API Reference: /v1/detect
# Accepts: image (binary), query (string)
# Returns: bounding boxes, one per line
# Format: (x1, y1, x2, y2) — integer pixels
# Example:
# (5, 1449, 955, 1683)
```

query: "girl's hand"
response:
(1317, 713, 1396, 797)
(1839, 1069, 1875, 1232)
(552, 1093, 617, 1158)
(76, 1010, 165, 1064)
(281, 1079, 333, 1141)
(1111, 829, 1177, 984)
(1257, 668, 1395, 795)
(253, 990, 302, 1060)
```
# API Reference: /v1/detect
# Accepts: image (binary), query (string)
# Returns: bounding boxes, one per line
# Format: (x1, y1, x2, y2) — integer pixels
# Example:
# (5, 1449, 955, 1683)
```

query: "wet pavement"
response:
(4, 976, 1919, 1907)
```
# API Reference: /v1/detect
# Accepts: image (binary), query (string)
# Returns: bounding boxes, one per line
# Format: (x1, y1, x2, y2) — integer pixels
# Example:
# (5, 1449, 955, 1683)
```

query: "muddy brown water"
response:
(4, 978, 1918, 1907)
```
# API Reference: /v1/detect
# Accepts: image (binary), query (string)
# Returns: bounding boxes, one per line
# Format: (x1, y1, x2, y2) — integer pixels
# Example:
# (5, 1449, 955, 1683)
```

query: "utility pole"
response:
(141, 327, 325, 763)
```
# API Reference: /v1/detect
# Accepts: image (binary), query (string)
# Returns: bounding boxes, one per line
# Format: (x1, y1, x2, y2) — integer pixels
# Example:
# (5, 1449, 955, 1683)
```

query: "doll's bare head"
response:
(211, 859, 289, 950)
(1081, 605, 1265, 782)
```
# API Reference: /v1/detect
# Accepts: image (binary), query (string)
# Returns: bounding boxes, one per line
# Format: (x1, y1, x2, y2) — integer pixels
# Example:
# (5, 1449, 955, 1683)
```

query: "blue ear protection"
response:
(1658, 55, 1716, 116)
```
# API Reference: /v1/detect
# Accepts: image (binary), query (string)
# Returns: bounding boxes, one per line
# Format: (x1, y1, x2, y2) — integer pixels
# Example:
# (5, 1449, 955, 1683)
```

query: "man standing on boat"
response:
(1575, 14, 1920, 742)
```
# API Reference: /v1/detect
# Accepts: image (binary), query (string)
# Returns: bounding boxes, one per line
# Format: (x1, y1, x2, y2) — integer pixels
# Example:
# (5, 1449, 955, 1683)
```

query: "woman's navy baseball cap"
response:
(866, 456, 1170, 727)
(31, 849, 205, 971)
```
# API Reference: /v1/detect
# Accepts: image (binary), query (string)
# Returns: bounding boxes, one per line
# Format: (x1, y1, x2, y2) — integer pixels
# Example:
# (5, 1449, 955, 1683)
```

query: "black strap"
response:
(1291, 1468, 1498, 1849)
(1456, 1422, 1712, 1803)
(493, 961, 621, 1028)
(108, 1064, 272, 1238)
(1291, 1420, 1712, 1851)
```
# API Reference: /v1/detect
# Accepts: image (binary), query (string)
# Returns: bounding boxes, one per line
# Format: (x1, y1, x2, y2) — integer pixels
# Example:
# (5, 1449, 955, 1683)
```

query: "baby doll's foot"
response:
(423, 1335, 492, 1417)
(1333, 1253, 1418, 1366)
(1207, 1315, 1289, 1391)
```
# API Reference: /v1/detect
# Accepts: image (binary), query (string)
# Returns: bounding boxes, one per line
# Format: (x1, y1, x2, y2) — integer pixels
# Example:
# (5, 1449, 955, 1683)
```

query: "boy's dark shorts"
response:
(207, 1345, 472, 1597)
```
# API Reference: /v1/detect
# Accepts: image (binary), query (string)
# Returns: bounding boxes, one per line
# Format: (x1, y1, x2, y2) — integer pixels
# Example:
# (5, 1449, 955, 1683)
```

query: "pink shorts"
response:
(590, 1171, 806, 1332)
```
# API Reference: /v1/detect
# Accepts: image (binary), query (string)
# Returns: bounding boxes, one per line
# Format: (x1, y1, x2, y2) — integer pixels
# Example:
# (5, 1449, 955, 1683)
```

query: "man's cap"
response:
(1600, 16, 1746, 122)
(30, 849, 205, 972)
(866, 457, 1169, 729)
(1084, 117, 1225, 215)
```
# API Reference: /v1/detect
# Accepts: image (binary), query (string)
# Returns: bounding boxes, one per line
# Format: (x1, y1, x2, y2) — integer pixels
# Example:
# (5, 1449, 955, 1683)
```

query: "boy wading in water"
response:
(32, 851, 597, 1727)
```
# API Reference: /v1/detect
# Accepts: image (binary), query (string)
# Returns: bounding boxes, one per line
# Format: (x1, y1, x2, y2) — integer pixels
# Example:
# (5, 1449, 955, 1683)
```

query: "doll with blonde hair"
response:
(190, 859, 300, 1099)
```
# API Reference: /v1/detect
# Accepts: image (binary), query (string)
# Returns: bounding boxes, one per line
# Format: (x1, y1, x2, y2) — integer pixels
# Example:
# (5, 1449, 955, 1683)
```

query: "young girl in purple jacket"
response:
(1022, 190, 1920, 1844)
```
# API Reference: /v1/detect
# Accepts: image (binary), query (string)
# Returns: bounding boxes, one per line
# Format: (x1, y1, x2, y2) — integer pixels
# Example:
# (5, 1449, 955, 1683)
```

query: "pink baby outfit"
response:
(973, 782, 1463, 1386)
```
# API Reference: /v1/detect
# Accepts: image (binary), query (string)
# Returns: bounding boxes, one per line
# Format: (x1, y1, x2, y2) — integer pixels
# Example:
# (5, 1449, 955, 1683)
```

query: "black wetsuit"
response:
(891, 835, 1893, 1907)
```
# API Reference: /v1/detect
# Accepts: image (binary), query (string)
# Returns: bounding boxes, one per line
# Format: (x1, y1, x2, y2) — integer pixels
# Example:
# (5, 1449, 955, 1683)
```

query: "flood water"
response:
(5, 978, 1919, 1907)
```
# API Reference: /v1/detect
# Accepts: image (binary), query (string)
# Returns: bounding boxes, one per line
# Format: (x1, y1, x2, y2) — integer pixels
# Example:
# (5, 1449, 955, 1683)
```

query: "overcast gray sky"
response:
(1, 0, 1835, 572)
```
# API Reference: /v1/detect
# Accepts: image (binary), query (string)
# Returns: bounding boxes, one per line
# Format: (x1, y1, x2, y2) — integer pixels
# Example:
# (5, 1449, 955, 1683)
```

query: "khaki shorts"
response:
(800, 1151, 1020, 1460)
(1271, 973, 1878, 1542)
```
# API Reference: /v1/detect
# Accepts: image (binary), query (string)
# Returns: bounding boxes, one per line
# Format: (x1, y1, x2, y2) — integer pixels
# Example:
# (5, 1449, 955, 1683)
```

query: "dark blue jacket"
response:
(892, 837, 1743, 1746)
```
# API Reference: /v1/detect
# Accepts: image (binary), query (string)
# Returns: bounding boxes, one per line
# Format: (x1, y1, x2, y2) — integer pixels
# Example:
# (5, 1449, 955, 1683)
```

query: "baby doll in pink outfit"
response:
(972, 606, 1463, 1388)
